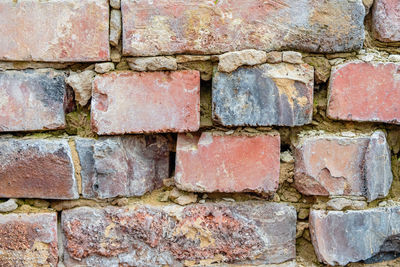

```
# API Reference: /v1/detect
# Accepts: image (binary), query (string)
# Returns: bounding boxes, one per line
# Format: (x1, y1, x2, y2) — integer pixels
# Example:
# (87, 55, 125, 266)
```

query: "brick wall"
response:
(0, 0, 399, 266)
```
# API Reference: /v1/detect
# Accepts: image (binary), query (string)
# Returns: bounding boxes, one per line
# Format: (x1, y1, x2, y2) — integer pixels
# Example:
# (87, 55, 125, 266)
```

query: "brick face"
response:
(372, 0, 400, 42)
(294, 131, 392, 201)
(0, 70, 67, 132)
(212, 63, 314, 127)
(175, 132, 280, 194)
(0, 213, 58, 267)
(62, 202, 296, 266)
(75, 135, 170, 199)
(0, 0, 109, 62)
(121, 0, 365, 56)
(327, 61, 400, 124)
(310, 207, 400, 266)
(91, 71, 200, 134)
(0, 138, 78, 199)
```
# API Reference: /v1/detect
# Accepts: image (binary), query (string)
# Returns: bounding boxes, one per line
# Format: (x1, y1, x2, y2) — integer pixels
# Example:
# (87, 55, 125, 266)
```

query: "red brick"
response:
(0, 213, 58, 267)
(121, 0, 365, 56)
(327, 62, 400, 124)
(0, 70, 67, 132)
(294, 131, 392, 201)
(0, 138, 78, 199)
(175, 132, 280, 194)
(0, 0, 109, 62)
(91, 71, 200, 134)
(62, 202, 296, 266)
(372, 0, 400, 42)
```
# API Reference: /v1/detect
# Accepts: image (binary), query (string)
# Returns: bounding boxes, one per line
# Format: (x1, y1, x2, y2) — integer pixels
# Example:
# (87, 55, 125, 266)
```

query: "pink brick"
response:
(91, 71, 200, 135)
(327, 62, 400, 124)
(0, 0, 109, 62)
(175, 132, 280, 194)
(0, 213, 58, 267)
(294, 131, 392, 201)
(121, 0, 365, 56)
(0, 70, 67, 132)
(372, 0, 400, 42)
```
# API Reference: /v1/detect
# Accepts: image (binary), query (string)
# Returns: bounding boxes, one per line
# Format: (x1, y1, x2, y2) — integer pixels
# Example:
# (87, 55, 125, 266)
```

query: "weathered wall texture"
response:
(0, 0, 399, 266)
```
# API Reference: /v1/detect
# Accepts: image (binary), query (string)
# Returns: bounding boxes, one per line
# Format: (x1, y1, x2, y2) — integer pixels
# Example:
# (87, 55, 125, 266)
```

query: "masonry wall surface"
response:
(0, 0, 400, 267)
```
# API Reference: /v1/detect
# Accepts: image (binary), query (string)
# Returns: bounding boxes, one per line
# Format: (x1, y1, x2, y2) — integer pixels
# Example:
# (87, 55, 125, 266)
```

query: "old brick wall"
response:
(0, 0, 399, 266)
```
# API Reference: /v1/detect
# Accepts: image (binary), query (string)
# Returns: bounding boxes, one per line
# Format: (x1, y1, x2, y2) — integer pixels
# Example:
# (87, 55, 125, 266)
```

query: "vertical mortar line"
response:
(57, 211, 65, 266)
(68, 138, 82, 195)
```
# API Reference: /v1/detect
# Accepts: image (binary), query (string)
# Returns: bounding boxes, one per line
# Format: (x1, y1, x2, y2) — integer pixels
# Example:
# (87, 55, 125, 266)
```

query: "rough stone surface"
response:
(62, 202, 296, 266)
(372, 0, 400, 42)
(92, 71, 200, 134)
(218, 50, 267, 73)
(0, 138, 78, 199)
(0, 213, 58, 267)
(95, 63, 115, 74)
(0, 0, 109, 62)
(310, 207, 400, 266)
(175, 132, 280, 194)
(177, 60, 214, 81)
(0, 199, 18, 213)
(326, 198, 367, 210)
(66, 70, 95, 106)
(303, 56, 331, 83)
(121, 0, 365, 56)
(282, 51, 303, 64)
(327, 61, 400, 124)
(212, 63, 314, 127)
(0, 70, 67, 132)
(176, 55, 211, 63)
(127, 56, 177, 71)
(75, 136, 169, 199)
(110, 0, 121, 9)
(294, 131, 392, 201)
(110, 9, 122, 47)
(266, 52, 283, 63)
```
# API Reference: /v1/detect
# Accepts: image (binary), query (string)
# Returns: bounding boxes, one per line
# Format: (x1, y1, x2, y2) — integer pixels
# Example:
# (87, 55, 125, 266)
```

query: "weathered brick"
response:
(0, 0, 109, 62)
(0, 213, 58, 267)
(212, 63, 314, 127)
(75, 135, 169, 199)
(121, 0, 365, 56)
(372, 0, 400, 42)
(327, 61, 400, 124)
(91, 71, 200, 134)
(0, 138, 78, 199)
(62, 202, 296, 266)
(310, 207, 400, 265)
(175, 132, 280, 194)
(0, 70, 67, 132)
(294, 131, 392, 201)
